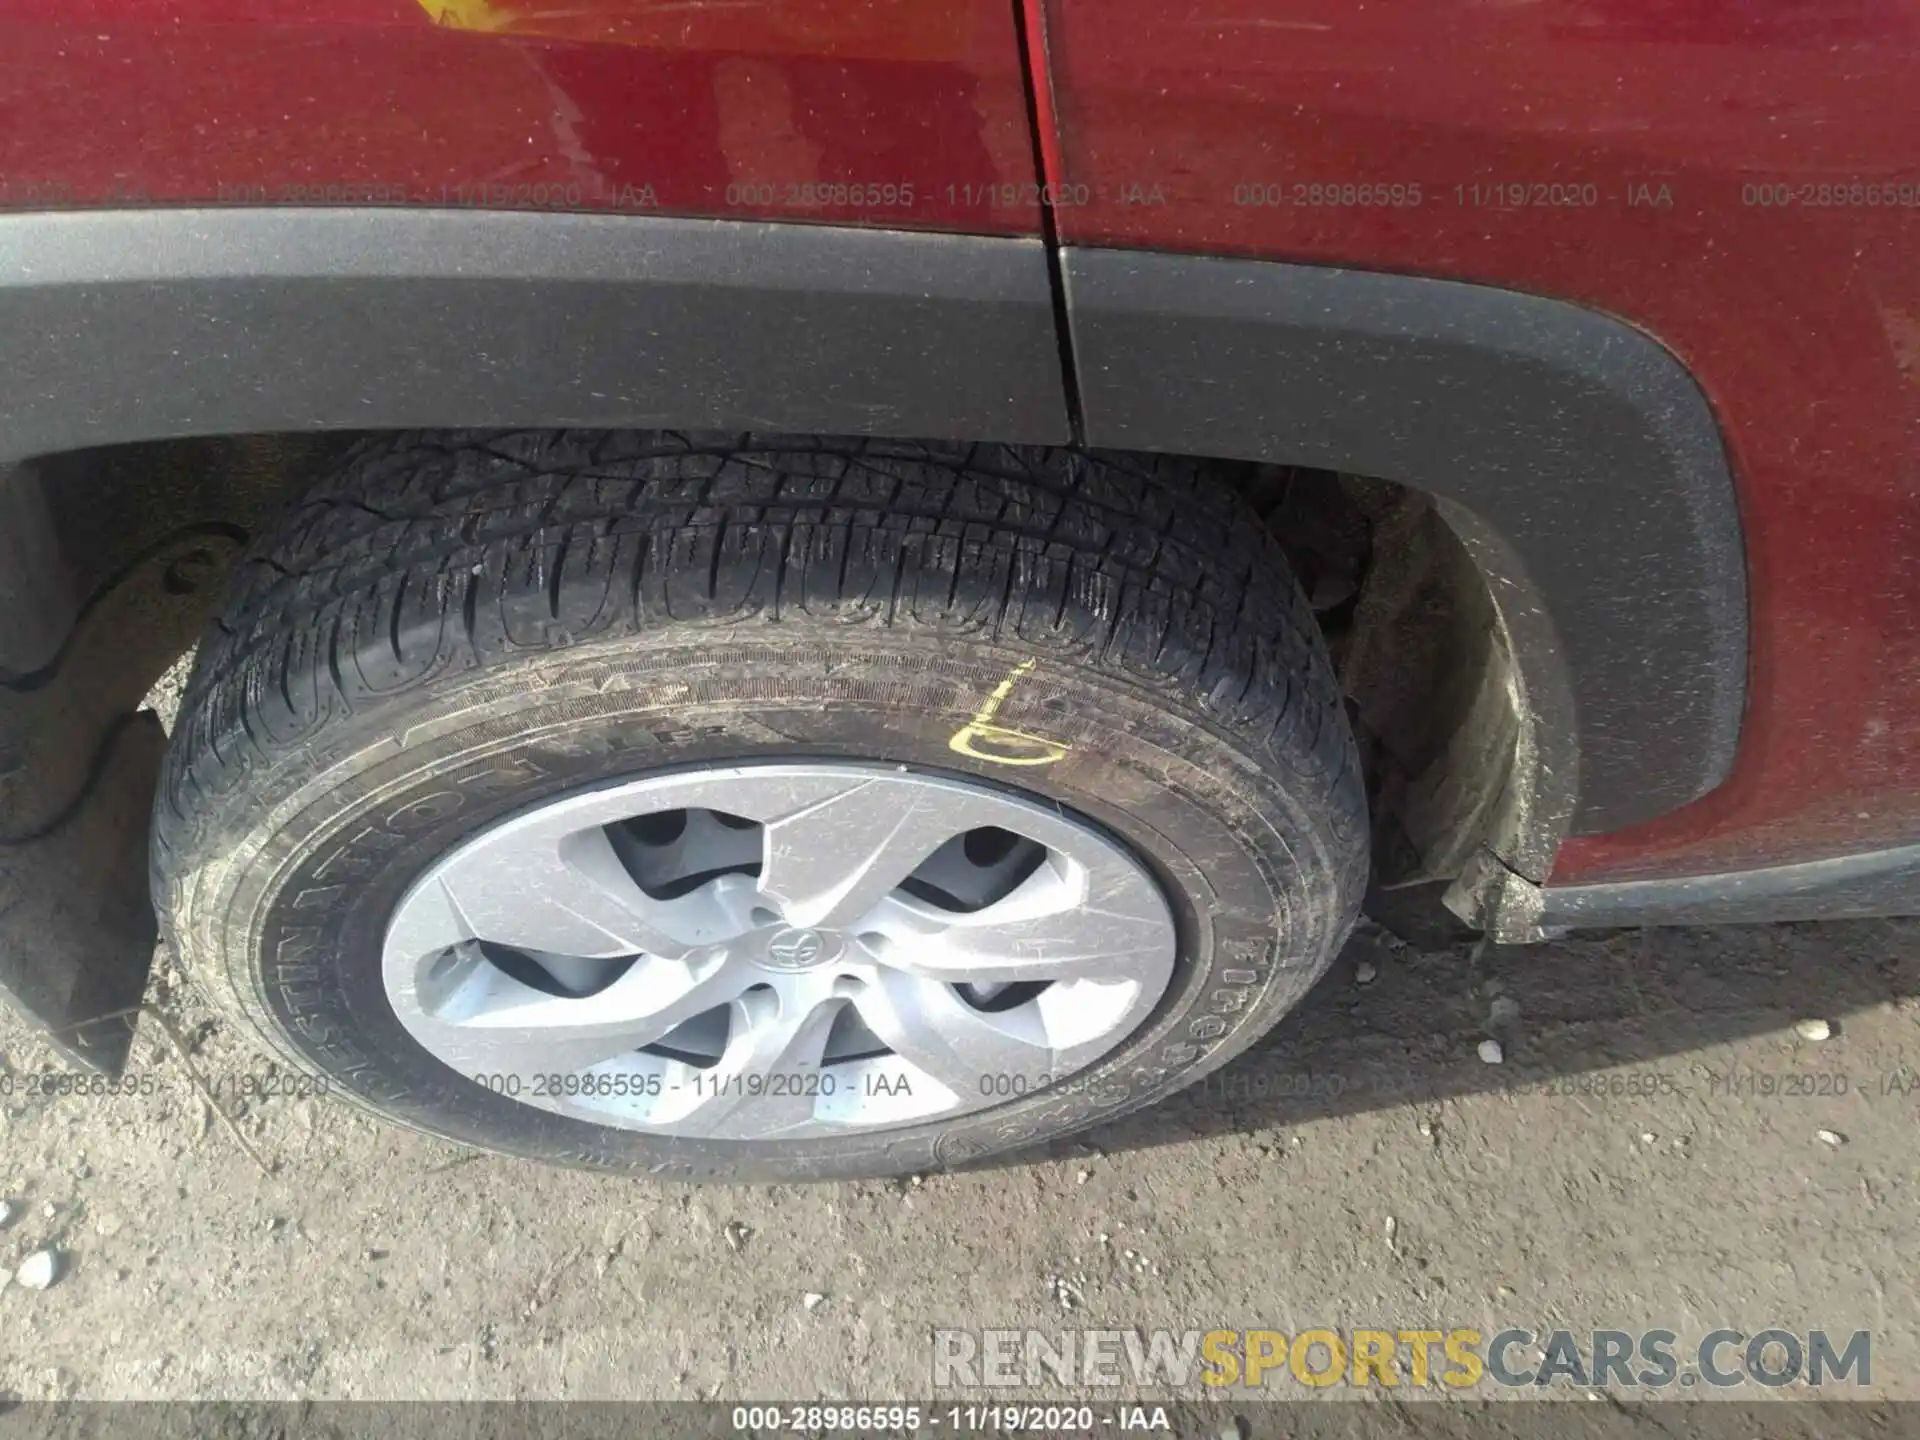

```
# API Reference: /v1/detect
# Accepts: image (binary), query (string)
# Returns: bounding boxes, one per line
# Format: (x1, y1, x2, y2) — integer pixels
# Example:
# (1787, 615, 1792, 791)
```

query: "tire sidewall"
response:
(168, 631, 1361, 1181)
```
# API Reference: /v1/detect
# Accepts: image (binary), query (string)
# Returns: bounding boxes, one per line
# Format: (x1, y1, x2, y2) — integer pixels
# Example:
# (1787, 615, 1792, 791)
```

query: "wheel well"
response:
(0, 210, 1745, 886)
(14, 433, 1516, 893)
(0, 429, 1512, 1064)
(1215, 461, 1523, 909)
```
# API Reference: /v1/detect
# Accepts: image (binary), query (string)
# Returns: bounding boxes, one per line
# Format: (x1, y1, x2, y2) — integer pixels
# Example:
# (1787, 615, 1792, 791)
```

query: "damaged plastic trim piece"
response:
(1446, 848, 1550, 943)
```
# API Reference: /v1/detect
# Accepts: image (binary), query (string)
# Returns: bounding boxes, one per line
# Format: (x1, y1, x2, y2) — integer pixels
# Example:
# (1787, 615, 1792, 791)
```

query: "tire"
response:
(152, 430, 1368, 1181)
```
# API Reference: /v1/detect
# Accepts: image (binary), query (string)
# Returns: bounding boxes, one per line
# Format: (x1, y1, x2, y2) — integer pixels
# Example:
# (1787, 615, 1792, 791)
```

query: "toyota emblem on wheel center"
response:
(762, 926, 840, 971)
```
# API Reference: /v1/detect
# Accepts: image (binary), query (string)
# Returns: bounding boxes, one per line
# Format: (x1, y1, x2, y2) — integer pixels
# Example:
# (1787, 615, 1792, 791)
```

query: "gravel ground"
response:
(2, 909, 1914, 1404)
(0, 674, 1913, 1407)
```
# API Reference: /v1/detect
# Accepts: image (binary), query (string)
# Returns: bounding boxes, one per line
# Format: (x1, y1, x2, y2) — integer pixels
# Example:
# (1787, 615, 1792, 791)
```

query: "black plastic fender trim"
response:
(1061, 247, 1748, 868)
(0, 208, 1072, 468)
(1540, 843, 1920, 930)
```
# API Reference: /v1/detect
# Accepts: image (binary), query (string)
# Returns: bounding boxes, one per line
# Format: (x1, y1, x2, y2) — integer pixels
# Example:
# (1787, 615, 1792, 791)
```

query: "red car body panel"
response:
(0, 0, 1041, 234)
(1032, 0, 1920, 884)
(2, 0, 1917, 888)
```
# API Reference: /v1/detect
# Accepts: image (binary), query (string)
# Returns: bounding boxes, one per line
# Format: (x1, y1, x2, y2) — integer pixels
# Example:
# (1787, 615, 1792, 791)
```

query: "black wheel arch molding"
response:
(1060, 247, 1748, 863)
(0, 207, 1775, 1066)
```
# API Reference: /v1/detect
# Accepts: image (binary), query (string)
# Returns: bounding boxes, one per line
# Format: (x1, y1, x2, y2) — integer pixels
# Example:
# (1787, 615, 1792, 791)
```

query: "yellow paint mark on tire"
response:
(948, 659, 1069, 767)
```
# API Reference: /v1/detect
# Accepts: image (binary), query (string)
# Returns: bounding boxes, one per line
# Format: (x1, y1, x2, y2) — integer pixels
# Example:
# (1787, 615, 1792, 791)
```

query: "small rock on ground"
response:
(17, 1248, 61, 1290)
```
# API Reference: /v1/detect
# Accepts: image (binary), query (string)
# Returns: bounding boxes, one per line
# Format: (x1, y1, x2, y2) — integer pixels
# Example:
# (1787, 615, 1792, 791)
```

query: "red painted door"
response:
(1030, 0, 1920, 882)
(0, 0, 1043, 235)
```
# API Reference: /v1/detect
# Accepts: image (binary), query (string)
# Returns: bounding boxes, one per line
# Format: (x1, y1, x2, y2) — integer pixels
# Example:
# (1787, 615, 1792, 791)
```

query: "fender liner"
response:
(1061, 247, 1748, 882)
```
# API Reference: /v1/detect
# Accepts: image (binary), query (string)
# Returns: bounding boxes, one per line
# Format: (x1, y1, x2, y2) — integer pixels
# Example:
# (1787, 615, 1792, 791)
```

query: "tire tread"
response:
(160, 432, 1365, 866)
